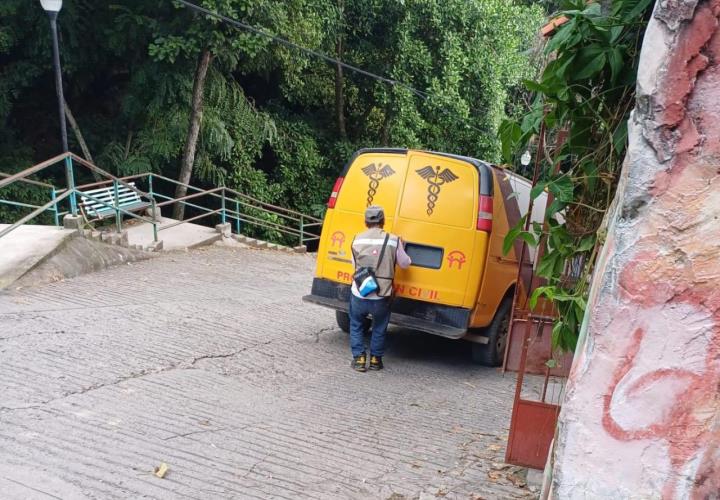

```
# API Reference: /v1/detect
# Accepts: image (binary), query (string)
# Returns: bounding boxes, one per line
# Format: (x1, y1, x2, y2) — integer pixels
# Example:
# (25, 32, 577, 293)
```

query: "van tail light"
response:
(477, 195, 493, 232)
(327, 176, 344, 208)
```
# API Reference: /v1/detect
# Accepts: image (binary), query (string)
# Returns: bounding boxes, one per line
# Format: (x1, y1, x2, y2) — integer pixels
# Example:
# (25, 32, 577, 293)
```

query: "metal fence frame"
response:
(0, 152, 322, 247)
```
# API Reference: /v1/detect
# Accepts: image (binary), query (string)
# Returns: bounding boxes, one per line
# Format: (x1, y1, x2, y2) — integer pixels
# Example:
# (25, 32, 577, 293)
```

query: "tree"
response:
(146, 1, 269, 219)
(1, 0, 545, 232)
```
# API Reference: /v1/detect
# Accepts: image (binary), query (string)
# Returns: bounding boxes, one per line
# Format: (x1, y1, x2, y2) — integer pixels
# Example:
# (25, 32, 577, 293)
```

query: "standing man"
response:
(349, 205, 411, 372)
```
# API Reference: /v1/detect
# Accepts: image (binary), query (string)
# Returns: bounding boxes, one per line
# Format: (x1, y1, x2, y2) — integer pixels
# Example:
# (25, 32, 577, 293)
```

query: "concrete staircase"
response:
(81, 229, 156, 252)
(234, 234, 306, 254)
(77, 221, 306, 255)
(0, 221, 308, 291)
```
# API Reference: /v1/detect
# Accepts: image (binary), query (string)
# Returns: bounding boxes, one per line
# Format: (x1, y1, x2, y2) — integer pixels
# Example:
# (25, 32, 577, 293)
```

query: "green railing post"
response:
(65, 156, 77, 216)
(148, 174, 154, 197)
(221, 188, 226, 225)
(299, 214, 304, 246)
(151, 199, 158, 242)
(51, 187, 59, 227)
(234, 199, 240, 235)
(113, 179, 121, 233)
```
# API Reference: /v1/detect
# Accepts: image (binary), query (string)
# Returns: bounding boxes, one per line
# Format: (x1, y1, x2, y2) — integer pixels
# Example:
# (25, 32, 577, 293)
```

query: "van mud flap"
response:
(303, 278, 471, 339)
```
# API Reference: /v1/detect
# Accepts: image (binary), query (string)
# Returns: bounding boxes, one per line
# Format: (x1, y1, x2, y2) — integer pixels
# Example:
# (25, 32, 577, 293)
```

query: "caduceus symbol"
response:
(362, 163, 396, 206)
(415, 165, 459, 215)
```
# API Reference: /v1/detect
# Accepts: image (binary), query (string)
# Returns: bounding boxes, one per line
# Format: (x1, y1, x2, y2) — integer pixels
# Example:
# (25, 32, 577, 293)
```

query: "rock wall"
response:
(550, 1, 720, 498)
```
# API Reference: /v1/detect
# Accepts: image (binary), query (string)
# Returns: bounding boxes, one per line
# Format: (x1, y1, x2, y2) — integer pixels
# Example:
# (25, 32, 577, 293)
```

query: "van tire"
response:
(335, 310, 372, 334)
(471, 298, 512, 366)
(336, 310, 351, 333)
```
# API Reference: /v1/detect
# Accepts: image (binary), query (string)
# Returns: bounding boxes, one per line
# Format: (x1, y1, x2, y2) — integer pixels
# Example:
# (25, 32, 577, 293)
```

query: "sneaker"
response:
(369, 355, 384, 371)
(352, 353, 367, 372)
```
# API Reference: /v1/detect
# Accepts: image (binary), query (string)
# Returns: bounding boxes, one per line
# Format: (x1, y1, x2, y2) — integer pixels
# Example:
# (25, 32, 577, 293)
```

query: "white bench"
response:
(79, 182, 150, 220)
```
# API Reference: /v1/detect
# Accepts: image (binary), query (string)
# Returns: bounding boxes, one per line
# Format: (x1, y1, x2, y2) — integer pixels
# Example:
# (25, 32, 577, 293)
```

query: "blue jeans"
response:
(349, 295, 391, 357)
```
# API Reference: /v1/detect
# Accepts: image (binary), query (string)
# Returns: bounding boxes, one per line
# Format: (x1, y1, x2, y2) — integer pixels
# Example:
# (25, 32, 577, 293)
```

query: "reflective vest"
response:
(352, 227, 398, 297)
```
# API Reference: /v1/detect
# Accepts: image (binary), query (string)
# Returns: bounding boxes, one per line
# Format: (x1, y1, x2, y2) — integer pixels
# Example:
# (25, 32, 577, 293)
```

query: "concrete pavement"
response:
(124, 216, 219, 251)
(0, 246, 532, 499)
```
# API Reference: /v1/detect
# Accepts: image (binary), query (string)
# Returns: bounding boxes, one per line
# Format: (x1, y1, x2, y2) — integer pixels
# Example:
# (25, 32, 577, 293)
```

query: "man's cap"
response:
(365, 205, 385, 223)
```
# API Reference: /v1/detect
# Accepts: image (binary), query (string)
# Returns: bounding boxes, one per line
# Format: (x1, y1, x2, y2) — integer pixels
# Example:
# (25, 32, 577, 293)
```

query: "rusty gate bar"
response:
(503, 116, 574, 470)
(505, 314, 564, 469)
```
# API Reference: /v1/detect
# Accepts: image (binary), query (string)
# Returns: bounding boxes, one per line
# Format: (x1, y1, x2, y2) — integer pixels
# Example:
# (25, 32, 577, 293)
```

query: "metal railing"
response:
(0, 153, 159, 242)
(0, 152, 322, 248)
(0, 172, 65, 227)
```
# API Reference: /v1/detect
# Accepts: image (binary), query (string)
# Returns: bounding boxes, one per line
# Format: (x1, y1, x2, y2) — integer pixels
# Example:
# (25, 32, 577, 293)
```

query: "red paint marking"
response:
(336, 271, 351, 283)
(602, 328, 702, 441)
(599, 5, 720, 497)
(330, 231, 345, 248)
(393, 284, 439, 300)
(447, 250, 466, 270)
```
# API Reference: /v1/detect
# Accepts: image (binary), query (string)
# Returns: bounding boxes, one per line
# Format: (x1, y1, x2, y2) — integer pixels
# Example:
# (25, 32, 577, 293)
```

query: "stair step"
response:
(234, 235, 254, 244)
(232, 234, 304, 252)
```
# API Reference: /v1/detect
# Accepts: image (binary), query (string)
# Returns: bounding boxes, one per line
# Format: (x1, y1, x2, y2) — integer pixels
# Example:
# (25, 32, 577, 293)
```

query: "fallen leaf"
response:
(487, 470, 503, 481)
(154, 463, 169, 479)
(507, 470, 527, 488)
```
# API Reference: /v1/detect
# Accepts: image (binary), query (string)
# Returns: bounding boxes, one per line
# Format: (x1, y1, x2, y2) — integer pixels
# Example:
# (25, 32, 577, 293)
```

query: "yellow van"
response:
(303, 148, 545, 365)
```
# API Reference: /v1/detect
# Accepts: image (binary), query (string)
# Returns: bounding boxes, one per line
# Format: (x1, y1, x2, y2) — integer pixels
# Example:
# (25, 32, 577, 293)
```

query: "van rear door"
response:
(393, 152, 487, 309)
(316, 150, 408, 285)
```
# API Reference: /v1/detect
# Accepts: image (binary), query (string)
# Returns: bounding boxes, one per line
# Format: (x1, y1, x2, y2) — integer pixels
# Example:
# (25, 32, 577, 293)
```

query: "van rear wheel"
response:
(335, 310, 371, 334)
(471, 298, 512, 366)
(336, 310, 350, 333)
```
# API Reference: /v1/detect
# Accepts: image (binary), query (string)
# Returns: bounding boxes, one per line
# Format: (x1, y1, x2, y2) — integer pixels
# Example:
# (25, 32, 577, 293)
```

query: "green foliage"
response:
(1, 0, 543, 239)
(0, 181, 56, 226)
(501, 0, 652, 352)
(0, 144, 56, 225)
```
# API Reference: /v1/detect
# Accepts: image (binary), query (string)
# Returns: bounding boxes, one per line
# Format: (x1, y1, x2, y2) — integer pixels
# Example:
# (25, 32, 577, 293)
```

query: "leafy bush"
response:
(500, 0, 653, 351)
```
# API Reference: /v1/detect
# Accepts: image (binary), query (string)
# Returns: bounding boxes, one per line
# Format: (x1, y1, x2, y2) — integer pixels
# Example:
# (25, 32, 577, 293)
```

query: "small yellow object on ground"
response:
(154, 463, 169, 479)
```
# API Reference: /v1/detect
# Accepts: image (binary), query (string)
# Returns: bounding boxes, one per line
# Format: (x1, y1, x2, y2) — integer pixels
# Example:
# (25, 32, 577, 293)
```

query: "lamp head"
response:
(40, 0, 62, 13)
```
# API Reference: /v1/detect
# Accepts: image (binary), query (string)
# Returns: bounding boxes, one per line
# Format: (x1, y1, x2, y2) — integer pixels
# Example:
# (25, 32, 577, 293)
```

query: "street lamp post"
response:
(40, 0, 77, 215)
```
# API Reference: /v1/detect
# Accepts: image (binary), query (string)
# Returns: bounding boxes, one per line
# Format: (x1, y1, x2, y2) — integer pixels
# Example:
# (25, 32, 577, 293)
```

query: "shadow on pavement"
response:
(384, 326, 484, 368)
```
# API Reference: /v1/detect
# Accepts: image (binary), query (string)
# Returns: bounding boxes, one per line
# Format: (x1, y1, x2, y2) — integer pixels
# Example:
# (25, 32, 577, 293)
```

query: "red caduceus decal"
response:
(330, 231, 345, 248)
(447, 250, 466, 270)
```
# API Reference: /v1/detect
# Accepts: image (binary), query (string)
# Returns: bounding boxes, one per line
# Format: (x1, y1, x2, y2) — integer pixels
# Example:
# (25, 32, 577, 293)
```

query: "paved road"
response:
(0, 246, 532, 500)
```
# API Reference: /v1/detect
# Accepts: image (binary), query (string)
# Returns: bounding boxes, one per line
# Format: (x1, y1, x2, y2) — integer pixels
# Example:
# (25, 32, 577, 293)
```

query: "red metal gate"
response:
(502, 123, 574, 470)
(504, 312, 572, 469)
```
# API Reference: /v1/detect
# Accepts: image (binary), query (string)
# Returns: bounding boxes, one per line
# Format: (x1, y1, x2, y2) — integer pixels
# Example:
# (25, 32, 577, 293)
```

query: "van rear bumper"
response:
(303, 278, 471, 339)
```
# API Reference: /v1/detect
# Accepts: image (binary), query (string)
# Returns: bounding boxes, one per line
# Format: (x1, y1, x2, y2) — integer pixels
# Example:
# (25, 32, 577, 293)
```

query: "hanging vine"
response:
(500, 0, 654, 352)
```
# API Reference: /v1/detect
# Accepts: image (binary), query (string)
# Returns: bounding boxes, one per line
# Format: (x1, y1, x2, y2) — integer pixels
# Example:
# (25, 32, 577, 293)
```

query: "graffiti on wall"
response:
(556, 2, 720, 498)
(600, 2, 720, 497)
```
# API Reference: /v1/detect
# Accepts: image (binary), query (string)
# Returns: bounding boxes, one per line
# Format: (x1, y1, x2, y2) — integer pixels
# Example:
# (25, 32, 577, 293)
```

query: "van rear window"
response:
(405, 243, 443, 269)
